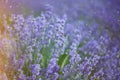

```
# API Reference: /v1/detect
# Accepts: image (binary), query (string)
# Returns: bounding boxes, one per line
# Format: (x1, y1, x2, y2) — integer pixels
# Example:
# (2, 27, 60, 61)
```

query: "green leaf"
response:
(40, 41, 54, 68)
(22, 59, 32, 76)
(58, 53, 70, 69)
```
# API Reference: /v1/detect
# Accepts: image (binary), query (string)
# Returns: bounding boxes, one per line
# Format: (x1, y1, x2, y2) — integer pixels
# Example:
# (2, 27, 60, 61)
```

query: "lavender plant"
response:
(1, 6, 120, 80)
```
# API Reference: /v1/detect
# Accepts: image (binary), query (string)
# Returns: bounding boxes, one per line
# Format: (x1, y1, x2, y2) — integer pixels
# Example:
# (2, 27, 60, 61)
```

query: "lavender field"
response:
(0, 0, 120, 80)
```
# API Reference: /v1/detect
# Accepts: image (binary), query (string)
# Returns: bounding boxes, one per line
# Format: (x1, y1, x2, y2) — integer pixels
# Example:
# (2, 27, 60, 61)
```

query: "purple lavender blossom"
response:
(31, 64, 41, 76)
(46, 58, 59, 80)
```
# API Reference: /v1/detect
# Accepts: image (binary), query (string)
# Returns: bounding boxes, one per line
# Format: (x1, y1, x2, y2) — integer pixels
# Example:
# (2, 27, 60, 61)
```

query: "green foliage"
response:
(58, 53, 70, 69)
(22, 59, 32, 76)
(40, 41, 54, 68)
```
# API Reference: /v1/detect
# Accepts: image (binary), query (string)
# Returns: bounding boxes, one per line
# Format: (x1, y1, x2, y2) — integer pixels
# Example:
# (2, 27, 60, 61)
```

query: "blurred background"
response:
(0, 0, 120, 38)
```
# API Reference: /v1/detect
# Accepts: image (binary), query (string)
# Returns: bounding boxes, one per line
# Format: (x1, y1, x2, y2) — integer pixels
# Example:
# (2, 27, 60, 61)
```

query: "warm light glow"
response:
(0, 16, 14, 80)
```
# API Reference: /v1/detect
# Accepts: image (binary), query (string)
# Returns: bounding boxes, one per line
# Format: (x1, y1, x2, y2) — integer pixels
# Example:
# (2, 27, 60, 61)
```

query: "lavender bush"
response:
(1, 3, 120, 80)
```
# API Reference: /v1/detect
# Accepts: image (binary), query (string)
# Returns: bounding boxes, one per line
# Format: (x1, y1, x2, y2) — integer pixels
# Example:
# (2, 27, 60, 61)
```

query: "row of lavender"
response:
(2, 9, 120, 80)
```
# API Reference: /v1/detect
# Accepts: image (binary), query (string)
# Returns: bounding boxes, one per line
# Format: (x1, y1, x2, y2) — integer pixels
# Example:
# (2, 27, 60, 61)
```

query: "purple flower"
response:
(31, 64, 41, 76)
(46, 58, 59, 80)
